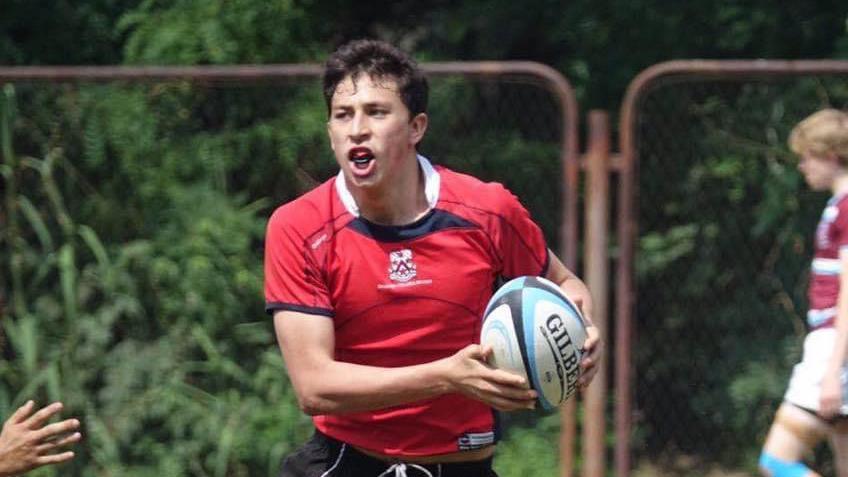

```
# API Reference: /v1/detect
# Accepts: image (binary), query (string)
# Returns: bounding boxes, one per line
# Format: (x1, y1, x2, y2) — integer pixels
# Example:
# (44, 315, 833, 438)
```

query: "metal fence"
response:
(619, 61, 848, 476)
(0, 63, 578, 249)
(0, 64, 584, 476)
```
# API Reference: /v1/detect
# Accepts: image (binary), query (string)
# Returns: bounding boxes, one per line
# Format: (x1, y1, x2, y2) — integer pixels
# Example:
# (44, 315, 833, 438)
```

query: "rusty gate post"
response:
(582, 110, 610, 477)
(561, 396, 577, 477)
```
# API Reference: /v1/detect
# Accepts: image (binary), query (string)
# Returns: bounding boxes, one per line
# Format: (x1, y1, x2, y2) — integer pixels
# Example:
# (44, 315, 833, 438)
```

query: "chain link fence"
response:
(625, 66, 848, 476)
(0, 66, 577, 476)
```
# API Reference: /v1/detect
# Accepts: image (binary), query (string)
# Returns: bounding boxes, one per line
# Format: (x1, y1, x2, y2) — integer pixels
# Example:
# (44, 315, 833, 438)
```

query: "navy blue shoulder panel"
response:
(346, 209, 477, 242)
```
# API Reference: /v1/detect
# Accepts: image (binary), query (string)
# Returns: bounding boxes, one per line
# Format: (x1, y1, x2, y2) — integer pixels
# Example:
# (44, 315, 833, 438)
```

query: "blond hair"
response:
(789, 108, 848, 161)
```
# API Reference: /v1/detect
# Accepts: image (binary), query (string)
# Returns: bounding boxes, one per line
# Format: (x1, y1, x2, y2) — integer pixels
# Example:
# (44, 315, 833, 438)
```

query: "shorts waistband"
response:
(314, 431, 494, 476)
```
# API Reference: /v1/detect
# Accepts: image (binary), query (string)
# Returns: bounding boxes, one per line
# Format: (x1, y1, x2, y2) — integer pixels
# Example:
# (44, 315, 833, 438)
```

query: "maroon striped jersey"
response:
(808, 194, 848, 329)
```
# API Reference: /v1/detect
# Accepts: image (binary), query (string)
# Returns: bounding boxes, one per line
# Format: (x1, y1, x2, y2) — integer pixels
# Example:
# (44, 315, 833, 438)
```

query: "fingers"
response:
(485, 366, 530, 390)
(819, 375, 842, 420)
(487, 368, 530, 389)
(820, 407, 836, 420)
(577, 325, 603, 389)
(469, 366, 536, 409)
(578, 365, 596, 389)
(10, 399, 36, 424)
(461, 343, 489, 361)
(571, 296, 584, 310)
(25, 402, 64, 429)
(34, 418, 80, 442)
(477, 376, 536, 400)
(36, 431, 82, 454)
(36, 450, 76, 466)
(581, 327, 601, 365)
(577, 345, 598, 388)
(451, 346, 538, 410)
(470, 380, 536, 411)
(820, 396, 840, 419)
(582, 325, 601, 351)
(458, 344, 530, 388)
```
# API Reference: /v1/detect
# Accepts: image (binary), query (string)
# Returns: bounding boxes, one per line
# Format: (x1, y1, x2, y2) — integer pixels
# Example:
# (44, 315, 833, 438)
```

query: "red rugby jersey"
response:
(264, 156, 549, 456)
(808, 194, 848, 330)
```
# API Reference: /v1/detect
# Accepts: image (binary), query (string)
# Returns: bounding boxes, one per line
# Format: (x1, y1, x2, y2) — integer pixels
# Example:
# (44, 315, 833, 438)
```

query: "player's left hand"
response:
(820, 372, 843, 420)
(577, 324, 602, 389)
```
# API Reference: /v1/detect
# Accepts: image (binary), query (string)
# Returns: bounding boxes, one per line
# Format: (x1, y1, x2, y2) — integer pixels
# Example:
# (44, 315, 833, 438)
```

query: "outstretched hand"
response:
(443, 344, 538, 411)
(0, 401, 81, 477)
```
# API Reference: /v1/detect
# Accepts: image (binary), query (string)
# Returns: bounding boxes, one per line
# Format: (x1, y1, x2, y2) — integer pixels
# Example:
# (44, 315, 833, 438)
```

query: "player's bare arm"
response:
(820, 249, 848, 418)
(274, 310, 537, 414)
(0, 401, 81, 477)
(545, 249, 602, 389)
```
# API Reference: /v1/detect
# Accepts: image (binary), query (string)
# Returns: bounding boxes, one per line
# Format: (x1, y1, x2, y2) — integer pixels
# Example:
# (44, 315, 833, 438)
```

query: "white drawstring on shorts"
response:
(377, 462, 435, 477)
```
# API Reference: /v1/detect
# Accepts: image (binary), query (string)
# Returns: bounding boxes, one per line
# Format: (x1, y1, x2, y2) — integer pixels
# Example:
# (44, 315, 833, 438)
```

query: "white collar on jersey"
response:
(334, 154, 441, 218)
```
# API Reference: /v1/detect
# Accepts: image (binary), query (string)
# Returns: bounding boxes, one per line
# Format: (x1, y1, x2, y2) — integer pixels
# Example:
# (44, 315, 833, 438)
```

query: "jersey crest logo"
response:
(388, 249, 417, 283)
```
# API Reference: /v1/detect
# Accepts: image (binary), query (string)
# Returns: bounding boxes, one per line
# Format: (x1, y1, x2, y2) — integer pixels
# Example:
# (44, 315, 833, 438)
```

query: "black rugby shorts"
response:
(278, 431, 499, 477)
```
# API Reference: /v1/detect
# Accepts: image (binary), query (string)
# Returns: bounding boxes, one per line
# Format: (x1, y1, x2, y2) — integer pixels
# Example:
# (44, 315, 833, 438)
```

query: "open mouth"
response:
(348, 147, 375, 169)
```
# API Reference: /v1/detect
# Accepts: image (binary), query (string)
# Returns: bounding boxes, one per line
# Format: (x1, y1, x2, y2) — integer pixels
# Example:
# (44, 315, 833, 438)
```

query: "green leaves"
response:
(0, 81, 310, 476)
(120, 0, 317, 65)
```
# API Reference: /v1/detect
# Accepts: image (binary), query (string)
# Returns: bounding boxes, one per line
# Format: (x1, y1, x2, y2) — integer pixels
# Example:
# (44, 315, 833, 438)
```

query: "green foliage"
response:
(0, 0, 133, 65)
(0, 79, 319, 475)
(410, 1, 848, 108)
(494, 413, 563, 475)
(120, 0, 321, 64)
(424, 78, 563, 241)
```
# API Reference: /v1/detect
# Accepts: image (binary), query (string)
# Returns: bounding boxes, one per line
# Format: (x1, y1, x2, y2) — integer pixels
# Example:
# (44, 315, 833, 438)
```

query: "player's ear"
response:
(410, 113, 428, 145)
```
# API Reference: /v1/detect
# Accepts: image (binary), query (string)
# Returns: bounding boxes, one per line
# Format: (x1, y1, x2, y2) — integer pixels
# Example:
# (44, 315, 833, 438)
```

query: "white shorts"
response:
(784, 327, 848, 415)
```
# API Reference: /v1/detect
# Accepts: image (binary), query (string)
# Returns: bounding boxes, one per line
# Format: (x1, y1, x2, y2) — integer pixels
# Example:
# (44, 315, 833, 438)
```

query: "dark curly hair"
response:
(323, 39, 428, 118)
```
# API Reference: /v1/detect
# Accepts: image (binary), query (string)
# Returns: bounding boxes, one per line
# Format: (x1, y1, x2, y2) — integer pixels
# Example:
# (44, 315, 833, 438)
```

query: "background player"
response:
(760, 109, 848, 477)
(265, 39, 601, 477)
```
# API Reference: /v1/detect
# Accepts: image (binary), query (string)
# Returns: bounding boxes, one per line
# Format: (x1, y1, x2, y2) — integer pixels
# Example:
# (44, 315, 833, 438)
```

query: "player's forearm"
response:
(557, 275, 594, 325)
(291, 357, 453, 415)
(545, 250, 595, 325)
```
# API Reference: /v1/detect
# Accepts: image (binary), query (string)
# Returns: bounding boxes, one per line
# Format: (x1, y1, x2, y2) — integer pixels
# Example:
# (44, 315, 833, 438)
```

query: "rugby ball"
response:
(480, 276, 587, 411)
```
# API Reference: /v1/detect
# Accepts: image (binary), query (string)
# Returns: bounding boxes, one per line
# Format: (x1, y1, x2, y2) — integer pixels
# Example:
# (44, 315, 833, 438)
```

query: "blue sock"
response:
(758, 452, 811, 477)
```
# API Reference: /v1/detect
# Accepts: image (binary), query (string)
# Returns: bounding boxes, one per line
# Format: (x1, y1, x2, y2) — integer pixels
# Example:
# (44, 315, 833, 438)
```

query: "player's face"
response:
(327, 74, 427, 191)
(797, 151, 839, 191)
